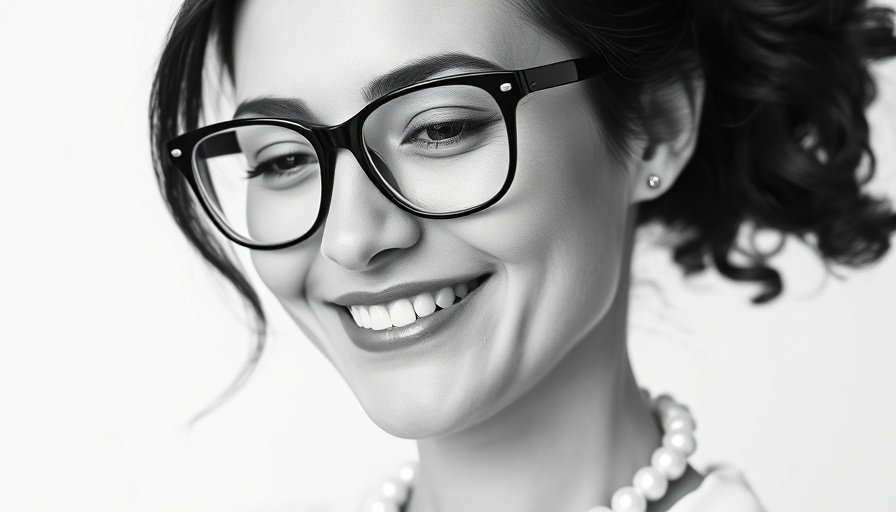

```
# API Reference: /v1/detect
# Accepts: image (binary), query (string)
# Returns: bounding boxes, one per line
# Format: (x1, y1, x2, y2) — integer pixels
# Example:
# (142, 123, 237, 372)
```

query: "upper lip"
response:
(329, 272, 488, 307)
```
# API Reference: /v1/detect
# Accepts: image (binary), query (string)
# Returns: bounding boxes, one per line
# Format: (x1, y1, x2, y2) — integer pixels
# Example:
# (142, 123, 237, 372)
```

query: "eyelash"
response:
(403, 118, 495, 149)
(245, 153, 317, 179)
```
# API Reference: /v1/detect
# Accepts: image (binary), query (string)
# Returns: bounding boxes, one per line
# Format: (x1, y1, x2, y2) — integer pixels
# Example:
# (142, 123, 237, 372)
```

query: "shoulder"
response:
(667, 464, 767, 512)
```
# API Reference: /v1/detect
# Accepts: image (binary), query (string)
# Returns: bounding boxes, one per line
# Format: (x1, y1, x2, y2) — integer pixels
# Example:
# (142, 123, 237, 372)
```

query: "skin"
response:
(231, 1, 704, 510)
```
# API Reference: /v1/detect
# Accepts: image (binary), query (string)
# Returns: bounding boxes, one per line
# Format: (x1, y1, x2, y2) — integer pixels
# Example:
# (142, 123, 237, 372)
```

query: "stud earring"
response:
(647, 175, 661, 189)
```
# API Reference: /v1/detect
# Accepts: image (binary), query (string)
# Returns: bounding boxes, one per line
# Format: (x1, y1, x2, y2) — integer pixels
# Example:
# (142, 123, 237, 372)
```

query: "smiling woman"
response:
(149, 1, 896, 511)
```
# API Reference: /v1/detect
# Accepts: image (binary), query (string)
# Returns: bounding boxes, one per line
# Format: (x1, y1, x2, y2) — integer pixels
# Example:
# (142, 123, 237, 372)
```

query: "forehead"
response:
(232, 0, 571, 124)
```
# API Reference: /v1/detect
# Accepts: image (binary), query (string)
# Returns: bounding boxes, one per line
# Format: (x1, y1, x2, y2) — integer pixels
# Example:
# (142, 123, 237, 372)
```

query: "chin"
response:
(359, 394, 476, 440)
(346, 364, 506, 440)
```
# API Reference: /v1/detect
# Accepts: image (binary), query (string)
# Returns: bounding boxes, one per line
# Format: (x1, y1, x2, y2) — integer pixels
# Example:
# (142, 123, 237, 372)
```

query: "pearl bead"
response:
(366, 497, 399, 512)
(585, 507, 613, 512)
(661, 403, 691, 421)
(653, 394, 676, 416)
(397, 463, 416, 484)
(662, 429, 697, 456)
(651, 446, 687, 480)
(380, 479, 409, 504)
(611, 486, 647, 512)
(663, 413, 696, 433)
(632, 466, 668, 501)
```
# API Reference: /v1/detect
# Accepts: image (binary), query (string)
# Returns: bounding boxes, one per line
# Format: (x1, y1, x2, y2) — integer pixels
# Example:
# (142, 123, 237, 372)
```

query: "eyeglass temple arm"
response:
(520, 54, 611, 94)
(197, 130, 242, 158)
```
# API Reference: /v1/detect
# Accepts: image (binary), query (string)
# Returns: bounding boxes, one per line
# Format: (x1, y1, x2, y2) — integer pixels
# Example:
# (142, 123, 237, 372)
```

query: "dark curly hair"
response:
(150, 0, 896, 416)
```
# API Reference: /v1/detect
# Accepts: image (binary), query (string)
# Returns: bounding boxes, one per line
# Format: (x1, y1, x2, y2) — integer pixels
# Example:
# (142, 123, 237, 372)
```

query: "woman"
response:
(149, 1, 896, 511)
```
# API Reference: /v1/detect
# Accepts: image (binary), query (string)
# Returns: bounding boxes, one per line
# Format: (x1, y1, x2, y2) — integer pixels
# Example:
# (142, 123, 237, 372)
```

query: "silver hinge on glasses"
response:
(170, 149, 182, 158)
(500, 83, 512, 92)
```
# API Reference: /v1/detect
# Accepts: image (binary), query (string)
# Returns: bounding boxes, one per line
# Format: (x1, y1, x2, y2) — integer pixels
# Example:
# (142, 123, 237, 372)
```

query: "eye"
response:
(422, 122, 465, 142)
(403, 117, 497, 151)
(247, 153, 315, 177)
(246, 152, 320, 194)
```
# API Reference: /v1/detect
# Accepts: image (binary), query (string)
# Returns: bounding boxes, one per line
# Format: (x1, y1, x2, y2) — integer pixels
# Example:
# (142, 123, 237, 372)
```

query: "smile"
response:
(346, 276, 485, 331)
(333, 273, 493, 353)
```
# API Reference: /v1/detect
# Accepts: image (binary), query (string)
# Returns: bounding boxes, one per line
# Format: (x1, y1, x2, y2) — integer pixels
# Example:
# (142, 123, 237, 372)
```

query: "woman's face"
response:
(234, 0, 637, 438)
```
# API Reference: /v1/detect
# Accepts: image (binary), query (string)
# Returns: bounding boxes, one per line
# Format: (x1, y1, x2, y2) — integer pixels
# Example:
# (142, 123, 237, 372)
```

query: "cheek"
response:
(451, 85, 630, 269)
(432, 85, 632, 402)
(249, 240, 334, 353)
(518, 89, 630, 322)
(246, 176, 323, 244)
(250, 245, 313, 299)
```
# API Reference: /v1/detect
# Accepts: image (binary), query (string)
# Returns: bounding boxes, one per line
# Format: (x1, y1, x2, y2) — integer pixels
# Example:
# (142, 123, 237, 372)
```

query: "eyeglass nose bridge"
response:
(315, 119, 376, 179)
(319, 123, 343, 148)
(318, 121, 355, 151)
(316, 121, 374, 176)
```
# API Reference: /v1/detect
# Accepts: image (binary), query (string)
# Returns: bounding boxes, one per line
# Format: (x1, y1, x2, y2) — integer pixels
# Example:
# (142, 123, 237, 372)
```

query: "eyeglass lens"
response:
(191, 84, 510, 246)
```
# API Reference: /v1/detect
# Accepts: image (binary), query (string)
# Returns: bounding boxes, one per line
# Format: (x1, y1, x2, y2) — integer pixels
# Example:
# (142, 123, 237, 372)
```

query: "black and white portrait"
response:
(1, 1, 895, 511)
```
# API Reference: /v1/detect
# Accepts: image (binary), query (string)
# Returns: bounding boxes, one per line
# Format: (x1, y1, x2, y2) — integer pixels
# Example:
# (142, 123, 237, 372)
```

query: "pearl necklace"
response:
(364, 389, 697, 512)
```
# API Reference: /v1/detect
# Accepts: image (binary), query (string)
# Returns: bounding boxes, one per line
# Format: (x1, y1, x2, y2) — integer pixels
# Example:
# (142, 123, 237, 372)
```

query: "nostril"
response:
(366, 247, 407, 268)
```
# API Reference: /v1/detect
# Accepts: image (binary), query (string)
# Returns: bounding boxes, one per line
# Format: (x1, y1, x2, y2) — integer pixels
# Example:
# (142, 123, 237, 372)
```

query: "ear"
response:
(629, 74, 705, 203)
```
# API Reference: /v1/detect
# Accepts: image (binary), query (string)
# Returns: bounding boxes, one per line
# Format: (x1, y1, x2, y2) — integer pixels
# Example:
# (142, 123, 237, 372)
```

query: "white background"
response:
(1, 1, 895, 511)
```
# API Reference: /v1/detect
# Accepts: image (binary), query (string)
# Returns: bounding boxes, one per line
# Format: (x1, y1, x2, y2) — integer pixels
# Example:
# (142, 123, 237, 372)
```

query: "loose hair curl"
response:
(518, 0, 896, 302)
(150, 0, 896, 414)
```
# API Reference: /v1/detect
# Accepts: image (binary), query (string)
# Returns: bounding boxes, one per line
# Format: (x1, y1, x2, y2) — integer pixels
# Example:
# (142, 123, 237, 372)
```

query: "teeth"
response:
(346, 277, 485, 331)
(434, 287, 455, 309)
(359, 307, 372, 329)
(388, 299, 416, 328)
(412, 292, 437, 318)
(369, 305, 392, 331)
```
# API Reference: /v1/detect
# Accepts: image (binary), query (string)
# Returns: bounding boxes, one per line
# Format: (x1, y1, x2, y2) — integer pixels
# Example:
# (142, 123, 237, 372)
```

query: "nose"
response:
(319, 149, 422, 271)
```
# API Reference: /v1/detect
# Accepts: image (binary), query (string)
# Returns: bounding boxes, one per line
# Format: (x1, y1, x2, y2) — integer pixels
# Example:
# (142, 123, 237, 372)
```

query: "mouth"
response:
(332, 273, 492, 353)
(343, 275, 487, 331)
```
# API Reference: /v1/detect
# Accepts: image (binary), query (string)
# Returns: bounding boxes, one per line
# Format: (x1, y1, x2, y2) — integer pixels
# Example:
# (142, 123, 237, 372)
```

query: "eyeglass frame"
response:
(165, 54, 611, 250)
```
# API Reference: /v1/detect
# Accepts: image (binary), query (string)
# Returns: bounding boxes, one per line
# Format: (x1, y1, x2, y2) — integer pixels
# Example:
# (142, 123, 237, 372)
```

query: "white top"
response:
(669, 465, 766, 512)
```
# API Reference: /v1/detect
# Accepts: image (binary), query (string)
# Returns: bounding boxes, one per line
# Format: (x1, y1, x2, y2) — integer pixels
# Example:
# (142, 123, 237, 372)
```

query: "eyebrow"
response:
(234, 52, 504, 123)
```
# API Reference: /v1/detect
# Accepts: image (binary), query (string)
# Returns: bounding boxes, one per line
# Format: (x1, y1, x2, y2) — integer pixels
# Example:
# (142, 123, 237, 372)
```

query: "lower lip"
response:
(336, 276, 490, 353)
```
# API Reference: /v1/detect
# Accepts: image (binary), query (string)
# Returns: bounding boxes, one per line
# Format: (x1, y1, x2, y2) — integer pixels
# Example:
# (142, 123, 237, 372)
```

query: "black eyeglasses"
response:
(166, 54, 609, 250)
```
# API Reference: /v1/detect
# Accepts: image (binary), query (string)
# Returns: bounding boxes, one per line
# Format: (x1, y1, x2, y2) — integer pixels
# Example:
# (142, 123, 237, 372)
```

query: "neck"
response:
(406, 254, 662, 512)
